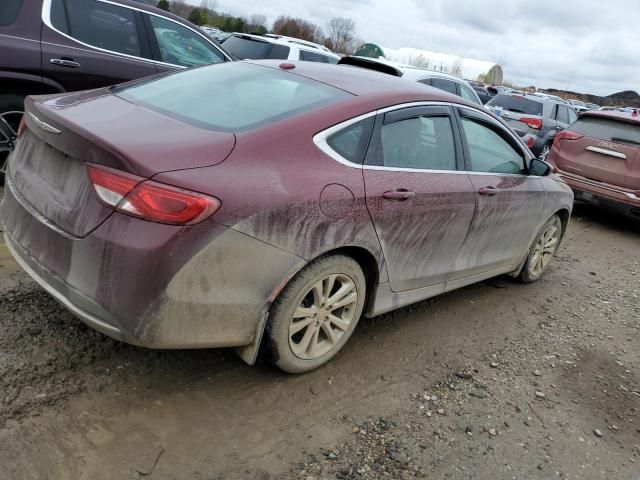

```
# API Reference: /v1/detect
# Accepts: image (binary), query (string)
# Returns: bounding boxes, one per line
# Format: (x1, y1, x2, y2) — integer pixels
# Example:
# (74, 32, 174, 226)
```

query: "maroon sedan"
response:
(547, 110, 640, 219)
(1, 61, 573, 373)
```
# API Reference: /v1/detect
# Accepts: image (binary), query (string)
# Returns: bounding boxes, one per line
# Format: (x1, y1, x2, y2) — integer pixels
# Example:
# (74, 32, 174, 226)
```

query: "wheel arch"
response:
(235, 244, 382, 366)
(0, 73, 65, 98)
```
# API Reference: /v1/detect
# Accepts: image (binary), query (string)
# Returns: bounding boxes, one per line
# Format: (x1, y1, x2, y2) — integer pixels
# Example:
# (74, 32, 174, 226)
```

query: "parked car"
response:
(223, 33, 340, 63)
(586, 103, 600, 110)
(1, 60, 573, 372)
(567, 99, 589, 113)
(338, 56, 483, 105)
(0, 0, 232, 182)
(485, 92, 578, 157)
(472, 85, 494, 104)
(547, 110, 640, 219)
(201, 26, 231, 44)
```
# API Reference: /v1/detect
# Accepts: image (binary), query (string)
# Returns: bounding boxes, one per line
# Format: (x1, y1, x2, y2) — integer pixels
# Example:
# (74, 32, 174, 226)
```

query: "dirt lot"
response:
(0, 196, 638, 480)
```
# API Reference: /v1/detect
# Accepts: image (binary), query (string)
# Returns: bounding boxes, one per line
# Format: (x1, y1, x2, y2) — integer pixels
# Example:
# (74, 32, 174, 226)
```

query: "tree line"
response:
(155, 0, 360, 54)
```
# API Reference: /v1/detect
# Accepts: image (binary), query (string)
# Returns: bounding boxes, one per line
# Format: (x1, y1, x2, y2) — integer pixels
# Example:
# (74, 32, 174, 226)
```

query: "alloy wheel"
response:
(288, 273, 358, 360)
(529, 222, 559, 276)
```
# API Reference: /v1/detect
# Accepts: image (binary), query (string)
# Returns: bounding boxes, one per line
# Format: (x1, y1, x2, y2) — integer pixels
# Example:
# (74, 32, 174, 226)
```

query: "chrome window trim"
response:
(313, 101, 530, 177)
(585, 146, 627, 159)
(41, 0, 230, 69)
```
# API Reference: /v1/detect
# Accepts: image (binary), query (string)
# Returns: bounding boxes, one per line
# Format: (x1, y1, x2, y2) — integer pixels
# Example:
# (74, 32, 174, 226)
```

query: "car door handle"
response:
(478, 186, 499, 196)
(50, 58, 81, 68)
(382, 189, 416, 201)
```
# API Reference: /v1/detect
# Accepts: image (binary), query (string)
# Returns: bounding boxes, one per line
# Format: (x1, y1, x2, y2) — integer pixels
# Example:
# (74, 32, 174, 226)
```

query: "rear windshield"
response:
(571, 116, 640, 146)
(223, 36, 290, 60)
(0, 0, 22, 26)
(487, 94, 543, 116)
(115, 62, 350, 132)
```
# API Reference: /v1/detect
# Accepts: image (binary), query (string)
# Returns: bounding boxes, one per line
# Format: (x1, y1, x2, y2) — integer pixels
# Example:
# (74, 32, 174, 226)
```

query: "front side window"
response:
(115, 62, 349, 132)
(52, 0, 141, 57)
(459, 84, 480, 104)
(378, 116, 457, 170)
(461, 118, 525, 174)
(0, 0, 22, 26)
(430, 78, 457, 95)
(149, 15, 224, 67)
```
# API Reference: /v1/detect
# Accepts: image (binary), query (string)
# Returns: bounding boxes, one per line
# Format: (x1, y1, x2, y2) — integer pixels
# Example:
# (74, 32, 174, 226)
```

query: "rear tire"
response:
(0, 94, 25, 185)
(265, 254, 366, 374)
(519, 215, 562, 283)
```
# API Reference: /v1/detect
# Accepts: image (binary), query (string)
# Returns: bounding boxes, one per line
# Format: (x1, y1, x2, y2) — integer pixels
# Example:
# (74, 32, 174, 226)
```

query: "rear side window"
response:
(487, 94, 543, 116)
(459, 84, 479, 104)
(0, 0, 22, 26)
(148, 15, 224, 67)
(115, 62, 350, 132)
(327, 118, 374, 164)
(570, 117, 640, 146)
(378, 116, 457, 170)
(223, 36, 290, 60)
(324, 56, 339, 64)
(556, 105, 570, 124)
(53, 0, 141, 57)
(430, 78, 457, 95)
(300, 50, 328, 63)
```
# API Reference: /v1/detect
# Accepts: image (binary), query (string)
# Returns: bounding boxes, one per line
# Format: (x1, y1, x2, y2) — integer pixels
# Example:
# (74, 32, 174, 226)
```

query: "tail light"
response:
(527, 136, 535, 148)
(87, 164, 220, 225)
(520, 117, 543, 130)
(553, 130, 583, 148)
(17, 115, 27, 139)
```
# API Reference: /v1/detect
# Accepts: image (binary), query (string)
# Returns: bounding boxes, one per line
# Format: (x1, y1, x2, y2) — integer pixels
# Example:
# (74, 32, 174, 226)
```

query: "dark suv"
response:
(485, 93, 578, 158)
(0, 0, 231, 180)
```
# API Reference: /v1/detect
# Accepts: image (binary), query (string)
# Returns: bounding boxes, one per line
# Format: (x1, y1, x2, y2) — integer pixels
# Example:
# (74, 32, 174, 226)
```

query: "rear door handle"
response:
(478, 186, 499, 196)
(50, 58, 81, 68)
(382, 189, 416, 201)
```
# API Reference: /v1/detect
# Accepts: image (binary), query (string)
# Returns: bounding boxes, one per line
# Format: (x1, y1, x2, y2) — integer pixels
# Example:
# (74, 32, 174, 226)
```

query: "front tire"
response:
(265, 254, 366, 374)
(519, 215, 562, 283)
(0, 94, 26, 184)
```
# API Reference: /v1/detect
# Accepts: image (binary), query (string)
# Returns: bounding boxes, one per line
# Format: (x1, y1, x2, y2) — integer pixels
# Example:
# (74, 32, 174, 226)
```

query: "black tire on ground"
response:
(519, 215, 563, 284)
(0, 94, 26, 184)
(265, 254, 366, 374)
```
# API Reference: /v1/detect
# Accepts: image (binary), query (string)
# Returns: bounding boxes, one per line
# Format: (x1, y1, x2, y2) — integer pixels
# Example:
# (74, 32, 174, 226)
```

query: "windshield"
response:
(115, 62, 349, 132)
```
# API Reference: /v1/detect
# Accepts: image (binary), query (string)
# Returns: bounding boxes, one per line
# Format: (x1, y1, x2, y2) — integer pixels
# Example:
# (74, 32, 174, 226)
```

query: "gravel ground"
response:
(0, 201, 638, 480)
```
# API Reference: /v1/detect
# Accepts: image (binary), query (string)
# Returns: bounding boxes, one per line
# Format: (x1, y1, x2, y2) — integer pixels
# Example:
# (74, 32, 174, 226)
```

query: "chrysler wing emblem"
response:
(29, 113, 61, 134)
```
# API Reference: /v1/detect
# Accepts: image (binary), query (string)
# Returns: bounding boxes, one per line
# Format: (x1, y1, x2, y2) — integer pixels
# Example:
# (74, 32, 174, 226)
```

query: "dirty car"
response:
(0, 60, 574, 373)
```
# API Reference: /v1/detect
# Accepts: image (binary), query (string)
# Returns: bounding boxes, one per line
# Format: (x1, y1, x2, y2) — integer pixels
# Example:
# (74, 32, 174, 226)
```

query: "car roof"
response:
(230, 33, 339, 58)
(580, 109, 640, 125)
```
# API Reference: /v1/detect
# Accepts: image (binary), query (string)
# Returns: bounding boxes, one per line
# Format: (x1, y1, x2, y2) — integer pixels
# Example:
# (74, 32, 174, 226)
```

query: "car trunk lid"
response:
(7, 92, 235, 238)
(554, 115, 640, 189)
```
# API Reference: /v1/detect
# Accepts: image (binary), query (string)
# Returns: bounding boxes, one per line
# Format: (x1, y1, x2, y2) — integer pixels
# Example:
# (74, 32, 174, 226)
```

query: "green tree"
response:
(188, 7, 208, 26)
(156, 0, 170, 11)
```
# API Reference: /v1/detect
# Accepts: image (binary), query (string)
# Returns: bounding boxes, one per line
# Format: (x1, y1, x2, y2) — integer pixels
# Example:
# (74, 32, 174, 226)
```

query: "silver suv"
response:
(222, 33, 340, 63)
(485, 93, 578, 157)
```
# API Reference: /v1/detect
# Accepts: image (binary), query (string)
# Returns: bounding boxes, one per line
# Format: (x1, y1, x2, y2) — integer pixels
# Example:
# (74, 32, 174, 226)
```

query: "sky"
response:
(204, 0, 639, 97)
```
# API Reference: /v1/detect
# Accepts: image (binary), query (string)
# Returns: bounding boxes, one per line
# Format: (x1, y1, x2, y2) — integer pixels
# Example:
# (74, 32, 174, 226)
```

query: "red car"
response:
(1, 61, 573, 373)
(548, 110, 640, 219)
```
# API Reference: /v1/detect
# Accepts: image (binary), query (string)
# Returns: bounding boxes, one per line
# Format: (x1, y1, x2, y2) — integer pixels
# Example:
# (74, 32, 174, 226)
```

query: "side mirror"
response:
(529, 158, 552, 176)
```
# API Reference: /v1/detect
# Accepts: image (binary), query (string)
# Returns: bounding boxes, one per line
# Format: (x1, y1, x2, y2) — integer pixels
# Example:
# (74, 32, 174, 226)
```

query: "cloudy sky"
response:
(205, 0, 639, 96)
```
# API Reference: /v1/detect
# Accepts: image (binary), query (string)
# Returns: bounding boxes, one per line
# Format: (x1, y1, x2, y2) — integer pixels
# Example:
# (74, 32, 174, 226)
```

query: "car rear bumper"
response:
(1, 176, 304, 349)
(556, 170, 640, 216)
